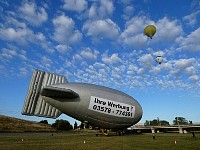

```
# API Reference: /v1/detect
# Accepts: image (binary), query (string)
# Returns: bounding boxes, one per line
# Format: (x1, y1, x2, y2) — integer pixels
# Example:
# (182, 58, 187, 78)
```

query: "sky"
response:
(0, 0, 200, 126)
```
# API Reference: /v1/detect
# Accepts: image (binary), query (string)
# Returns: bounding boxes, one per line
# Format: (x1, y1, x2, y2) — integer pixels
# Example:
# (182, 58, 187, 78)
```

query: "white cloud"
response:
(0, 6, 50, 49)
(189, 75, 199, 82)
(128, 64, 138, 72)
(19, 67, 28, 75)
(137, 68, 145, 74)
(0, 48, 27, 63)
(83, 19, 120, 41)
(121, 16, 183, 47)
(88, 0, 114, 19)
(122, 33, 147, 48)
(55, 44, 71, 53)
(171, 58, 196, 76)
(0, 27, 28, 45)
(35, 32, 46, 41)
(93, 62, 106, 68)
(19, 1, 48, 26)
(121, 16, 151, 47)
(123, 5, 134, 18)
(174, 58, 195, 69)
(185, 66, 196, 75)
(112, 73, 121, 80)
(18, 50, 27, 60)
(53, 15, 82, 45)
(41, 56, 53, 69)
(99, 0, 114, 17)
(155, 17, 183, 43)
(99, 68, 107, 75)
(138, 54, 154, 69)
(150, 66, 161, 74)
(73, 54, 83, 62)
(183, 10, 200, 26)
(153, 50, 165, 56)
(6, 16, 26, 28)
(122, 16, 150, 35)
(1, 1, 200, 97)
(0, 26, 51, 51)
(88, 4, 97, 19)
(177, 27, 200, 52)
(0, 48, 17, 60)
(80, 48, 99, 60)
(120, 0, 135, 20)
(63, 0, 88, 12)
(160, 62, 173, 71)
(102, 53, 121, 64)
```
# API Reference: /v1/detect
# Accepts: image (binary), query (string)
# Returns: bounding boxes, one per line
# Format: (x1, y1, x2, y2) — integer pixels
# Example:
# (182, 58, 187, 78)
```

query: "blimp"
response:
(22, 70, 143, 129)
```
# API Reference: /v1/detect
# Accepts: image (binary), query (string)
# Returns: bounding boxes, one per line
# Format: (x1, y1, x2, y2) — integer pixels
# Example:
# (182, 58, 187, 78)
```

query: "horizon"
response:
(0, 0, 200, 126)
(1, 114, 200, 127)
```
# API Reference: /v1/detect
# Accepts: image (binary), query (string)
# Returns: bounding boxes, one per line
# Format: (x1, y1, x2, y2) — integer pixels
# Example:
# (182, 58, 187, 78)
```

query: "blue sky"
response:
(0, 0, 200, 125)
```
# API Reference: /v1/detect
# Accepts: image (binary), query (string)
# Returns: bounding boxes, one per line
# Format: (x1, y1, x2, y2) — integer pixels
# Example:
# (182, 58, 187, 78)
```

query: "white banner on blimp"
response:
(88, 96, 135, 118)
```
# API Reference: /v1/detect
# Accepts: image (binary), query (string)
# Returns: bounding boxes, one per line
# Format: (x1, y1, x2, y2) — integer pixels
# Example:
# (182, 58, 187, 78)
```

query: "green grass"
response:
(0, 115, 56, 133)
(0, 133, 199, 150)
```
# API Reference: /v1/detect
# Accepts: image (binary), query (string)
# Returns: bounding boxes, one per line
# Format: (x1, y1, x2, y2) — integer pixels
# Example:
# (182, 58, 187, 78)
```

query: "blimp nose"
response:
(134, 103, 143, 124)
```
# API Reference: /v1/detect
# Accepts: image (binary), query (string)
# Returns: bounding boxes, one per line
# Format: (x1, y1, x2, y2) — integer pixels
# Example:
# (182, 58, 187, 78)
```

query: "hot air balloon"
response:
(144, 25, 156, 39)
(155, 56, 163, 64)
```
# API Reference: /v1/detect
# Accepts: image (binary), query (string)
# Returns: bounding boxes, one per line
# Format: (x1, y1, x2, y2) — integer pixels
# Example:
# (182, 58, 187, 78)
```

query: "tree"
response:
(150, 119, 159, 126)
(69, 124, 73, 130)
(74, 121, 78, 130)
(144, 120, 150, 126)
(80, 122, 84, 129)
(173, 117, 188, 125)
(144, 119, 169, 126)
(159, 120, 169, 126)
(52, 119, 72, 130)
(189, 120, 193, 124)
(39, 120, 48, 124)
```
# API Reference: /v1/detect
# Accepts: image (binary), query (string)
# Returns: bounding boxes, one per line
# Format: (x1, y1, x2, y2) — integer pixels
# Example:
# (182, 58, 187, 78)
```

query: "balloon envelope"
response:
(144, 25, 156, 39)
(155, 56, 163, 64)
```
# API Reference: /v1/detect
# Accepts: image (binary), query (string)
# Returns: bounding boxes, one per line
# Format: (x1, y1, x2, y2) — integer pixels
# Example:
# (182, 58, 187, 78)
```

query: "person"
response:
(192, 131, 196, 139)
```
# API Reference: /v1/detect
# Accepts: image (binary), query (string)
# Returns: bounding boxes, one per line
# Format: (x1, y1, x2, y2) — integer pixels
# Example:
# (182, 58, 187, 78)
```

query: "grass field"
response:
(0, 133, 199, 150)
(0, 115, 56, 133)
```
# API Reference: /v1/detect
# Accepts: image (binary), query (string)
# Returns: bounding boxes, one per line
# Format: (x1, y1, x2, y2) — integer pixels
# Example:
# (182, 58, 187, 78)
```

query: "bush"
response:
(52, 119, 72, 130)
(39, 120, 48, 124)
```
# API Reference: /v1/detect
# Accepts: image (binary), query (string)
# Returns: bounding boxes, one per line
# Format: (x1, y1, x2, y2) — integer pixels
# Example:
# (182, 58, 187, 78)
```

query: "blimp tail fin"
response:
(21, 70, 67, 118)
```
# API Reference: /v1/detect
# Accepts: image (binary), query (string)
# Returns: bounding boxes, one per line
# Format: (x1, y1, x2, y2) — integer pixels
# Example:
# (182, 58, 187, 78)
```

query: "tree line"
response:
(144, 117, 193, 126)
(39, 119, 85, 130)
(39, 116, 194, 130)
(39, 119, 73, 130)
